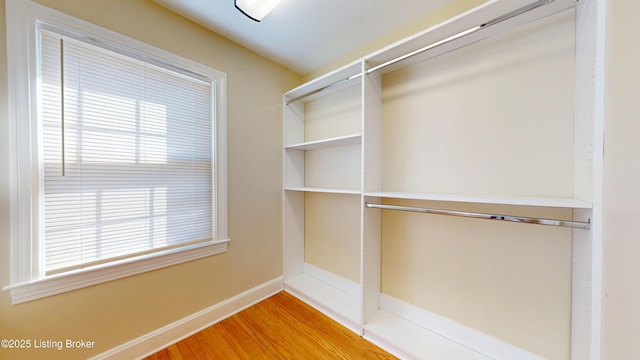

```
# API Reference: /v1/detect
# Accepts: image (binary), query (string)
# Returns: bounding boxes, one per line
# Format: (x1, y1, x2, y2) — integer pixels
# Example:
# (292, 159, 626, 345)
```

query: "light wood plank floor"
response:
(145, 291, 397, 359)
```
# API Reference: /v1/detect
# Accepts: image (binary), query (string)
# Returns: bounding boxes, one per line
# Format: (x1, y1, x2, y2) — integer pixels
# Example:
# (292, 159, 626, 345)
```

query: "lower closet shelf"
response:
(364, 305, 548, 360)
(364, 310, 492, 360)
(284, 274, 361, 334)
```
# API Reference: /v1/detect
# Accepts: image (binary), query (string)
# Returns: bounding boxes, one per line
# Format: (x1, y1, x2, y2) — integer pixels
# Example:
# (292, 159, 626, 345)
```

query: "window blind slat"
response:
(41, 29, 214, 274)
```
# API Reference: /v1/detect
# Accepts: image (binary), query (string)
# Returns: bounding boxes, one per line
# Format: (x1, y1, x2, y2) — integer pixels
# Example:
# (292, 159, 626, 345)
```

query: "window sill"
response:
(3, 239, 230, 305)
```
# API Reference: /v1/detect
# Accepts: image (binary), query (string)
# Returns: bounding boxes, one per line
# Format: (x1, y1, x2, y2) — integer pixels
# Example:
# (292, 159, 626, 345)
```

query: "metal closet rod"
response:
(365, 202, 591, 230)
(286, 0, 559, 105)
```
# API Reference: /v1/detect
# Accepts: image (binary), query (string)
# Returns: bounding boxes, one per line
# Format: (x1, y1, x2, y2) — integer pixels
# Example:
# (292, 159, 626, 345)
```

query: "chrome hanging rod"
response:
(286, 0, 567, 105)
(365, 202, 591, 230)
(286, 73, 362, 105)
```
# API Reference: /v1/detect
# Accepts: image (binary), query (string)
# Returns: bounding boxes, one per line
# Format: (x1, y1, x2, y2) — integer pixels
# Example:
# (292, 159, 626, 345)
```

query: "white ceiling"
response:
(153, 0, 452, 75)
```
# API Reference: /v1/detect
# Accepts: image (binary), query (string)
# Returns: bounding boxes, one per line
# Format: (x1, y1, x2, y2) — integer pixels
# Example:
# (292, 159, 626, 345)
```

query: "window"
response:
(4, 0, 228, 304)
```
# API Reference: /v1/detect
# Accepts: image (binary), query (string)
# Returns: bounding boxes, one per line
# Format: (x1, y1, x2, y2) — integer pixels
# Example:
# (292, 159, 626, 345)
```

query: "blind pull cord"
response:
(60, 38, 66, 177)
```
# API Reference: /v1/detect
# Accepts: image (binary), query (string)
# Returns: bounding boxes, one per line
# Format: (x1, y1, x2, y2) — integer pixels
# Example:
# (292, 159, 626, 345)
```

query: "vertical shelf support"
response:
(361, 61, 383, 324)
(572, 0, 606, 359)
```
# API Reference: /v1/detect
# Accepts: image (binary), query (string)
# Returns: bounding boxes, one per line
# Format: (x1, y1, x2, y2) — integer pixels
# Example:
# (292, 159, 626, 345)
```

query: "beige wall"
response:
(602, 0, 640, 359)
(304, 193, 361, 283)
(0, 0, 300, 359)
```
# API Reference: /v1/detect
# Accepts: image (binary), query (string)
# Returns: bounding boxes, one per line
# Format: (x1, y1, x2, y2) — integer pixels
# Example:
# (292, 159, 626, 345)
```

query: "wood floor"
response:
(145, 291, 396, 359)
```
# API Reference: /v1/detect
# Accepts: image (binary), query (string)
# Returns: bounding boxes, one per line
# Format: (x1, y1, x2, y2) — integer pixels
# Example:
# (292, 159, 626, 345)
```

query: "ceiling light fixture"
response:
(235, 0, 283, 22)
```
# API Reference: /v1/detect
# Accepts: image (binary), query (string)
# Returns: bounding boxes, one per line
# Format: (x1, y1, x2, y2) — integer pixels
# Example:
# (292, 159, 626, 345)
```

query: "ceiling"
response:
(153, 0, 453, 75)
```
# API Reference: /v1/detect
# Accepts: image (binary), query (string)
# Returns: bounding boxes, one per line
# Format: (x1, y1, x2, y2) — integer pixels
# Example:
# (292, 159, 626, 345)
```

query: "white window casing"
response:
(3, 0, 229, 304)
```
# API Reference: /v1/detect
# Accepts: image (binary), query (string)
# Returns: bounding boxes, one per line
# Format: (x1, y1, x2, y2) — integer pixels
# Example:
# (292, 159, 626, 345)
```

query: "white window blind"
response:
(40, 29, 215, 275)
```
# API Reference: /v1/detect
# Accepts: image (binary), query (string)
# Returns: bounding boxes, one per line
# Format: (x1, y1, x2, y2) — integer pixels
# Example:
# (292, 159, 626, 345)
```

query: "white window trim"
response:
(3, 0, 229, 305)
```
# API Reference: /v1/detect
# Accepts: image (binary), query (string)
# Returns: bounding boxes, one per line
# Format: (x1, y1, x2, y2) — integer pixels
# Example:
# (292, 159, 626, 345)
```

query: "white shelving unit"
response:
(283, 60, 364, 333)
(283, 0, 604, 358)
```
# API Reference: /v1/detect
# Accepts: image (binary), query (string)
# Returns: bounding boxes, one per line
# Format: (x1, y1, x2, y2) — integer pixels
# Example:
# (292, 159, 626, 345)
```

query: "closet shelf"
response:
(364, 191, 592, 209)
(365, 0, 577, 75)
(364, 310, 493, 360)
(284, 60, 362, 104)
(285, 187, 361, 195)
(285, 133, 362, 151)
(283, 0, 578, 106)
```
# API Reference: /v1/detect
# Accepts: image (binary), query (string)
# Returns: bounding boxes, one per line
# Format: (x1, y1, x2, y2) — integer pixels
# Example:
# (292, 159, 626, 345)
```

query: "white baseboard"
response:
(89, 276, 284, 360)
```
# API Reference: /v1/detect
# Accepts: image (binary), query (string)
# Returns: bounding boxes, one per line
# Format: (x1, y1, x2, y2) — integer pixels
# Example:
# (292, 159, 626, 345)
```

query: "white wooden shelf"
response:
(365, 191, 592, 209)
(284, 274, 361, 334)
(365, 294, 549, 360)
(284, 187, 360, 195)
(365, 0, 577, 75)
(285, 133, 362, 151)
(284, 60, 362, 104)
(364, 310, 492, 360)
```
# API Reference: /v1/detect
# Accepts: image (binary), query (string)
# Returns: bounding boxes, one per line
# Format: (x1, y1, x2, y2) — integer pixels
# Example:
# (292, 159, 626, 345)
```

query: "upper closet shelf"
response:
(364, 0, 578, 75)
(286, 187, 361, 195)
(285, 61, 362, 105)
(285, 133, 362, 151)
(284, 0, 578, 106)
(364, 191, 592, 209)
